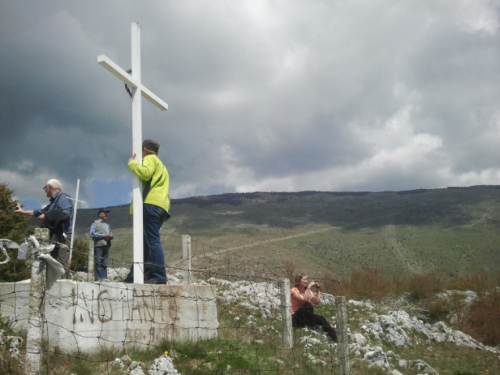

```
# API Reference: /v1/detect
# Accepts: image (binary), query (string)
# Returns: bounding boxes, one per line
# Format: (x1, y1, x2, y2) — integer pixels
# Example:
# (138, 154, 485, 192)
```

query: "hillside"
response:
(69, 186, 500, 279)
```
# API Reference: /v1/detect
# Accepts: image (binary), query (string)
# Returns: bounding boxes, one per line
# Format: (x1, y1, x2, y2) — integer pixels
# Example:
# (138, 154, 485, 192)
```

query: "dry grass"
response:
(446, 270, 495, 293)
(339, 268, 396, 302)
(462, 288, 500, 347)
(408, 268, 446, 300)
(317, 266, 500, 347)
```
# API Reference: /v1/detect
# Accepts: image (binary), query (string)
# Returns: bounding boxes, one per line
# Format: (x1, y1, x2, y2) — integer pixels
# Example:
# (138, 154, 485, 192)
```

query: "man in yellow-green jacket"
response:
(124, 139, 170, 284)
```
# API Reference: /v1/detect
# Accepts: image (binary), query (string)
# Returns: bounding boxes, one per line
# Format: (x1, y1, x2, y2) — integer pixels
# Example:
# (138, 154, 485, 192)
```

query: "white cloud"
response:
(453, 168, 500, 186)
(457, 0, 499, 35)
(1, 0, 500, 207)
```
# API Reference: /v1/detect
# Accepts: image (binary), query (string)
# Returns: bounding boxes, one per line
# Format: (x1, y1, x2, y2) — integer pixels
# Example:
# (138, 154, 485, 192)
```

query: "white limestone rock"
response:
(363, 346, 390, 369)
(148, 354, 180, 375)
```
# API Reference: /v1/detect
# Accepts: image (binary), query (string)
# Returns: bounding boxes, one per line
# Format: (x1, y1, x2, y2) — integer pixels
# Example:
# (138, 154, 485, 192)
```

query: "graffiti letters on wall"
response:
(71, 287, 179, 325)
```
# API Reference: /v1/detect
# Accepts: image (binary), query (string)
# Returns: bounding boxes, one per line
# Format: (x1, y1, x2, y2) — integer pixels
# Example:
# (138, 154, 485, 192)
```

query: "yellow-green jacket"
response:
(127, 154, 170, 214)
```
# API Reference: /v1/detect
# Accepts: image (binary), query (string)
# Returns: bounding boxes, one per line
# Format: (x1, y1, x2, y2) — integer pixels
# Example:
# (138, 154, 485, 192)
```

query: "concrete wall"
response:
(0, 280, 219, 353)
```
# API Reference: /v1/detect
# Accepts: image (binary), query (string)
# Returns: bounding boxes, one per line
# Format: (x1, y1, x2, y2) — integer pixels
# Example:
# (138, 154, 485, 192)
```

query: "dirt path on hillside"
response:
(384, 225, 422, 274)
(172, 226, 336, 265)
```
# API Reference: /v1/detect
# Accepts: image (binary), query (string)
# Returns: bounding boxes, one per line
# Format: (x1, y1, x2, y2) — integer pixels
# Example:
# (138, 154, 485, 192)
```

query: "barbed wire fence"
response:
(0, 229, 350, 375)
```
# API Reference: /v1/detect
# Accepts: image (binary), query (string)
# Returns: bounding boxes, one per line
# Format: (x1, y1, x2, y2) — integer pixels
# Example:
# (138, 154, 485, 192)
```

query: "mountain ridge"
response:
(73, 185, 500, 232)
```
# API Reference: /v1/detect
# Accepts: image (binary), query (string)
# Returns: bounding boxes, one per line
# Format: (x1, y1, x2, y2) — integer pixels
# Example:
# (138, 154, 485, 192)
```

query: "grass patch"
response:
(397, 343, 500, 375)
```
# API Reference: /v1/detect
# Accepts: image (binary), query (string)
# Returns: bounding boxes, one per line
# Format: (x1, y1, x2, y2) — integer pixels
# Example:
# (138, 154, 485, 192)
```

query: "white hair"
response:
(47, 179, 62, 190)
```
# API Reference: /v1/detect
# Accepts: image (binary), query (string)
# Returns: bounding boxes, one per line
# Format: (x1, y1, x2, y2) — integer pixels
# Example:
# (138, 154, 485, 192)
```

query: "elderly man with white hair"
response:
(15, 178, 74, 278)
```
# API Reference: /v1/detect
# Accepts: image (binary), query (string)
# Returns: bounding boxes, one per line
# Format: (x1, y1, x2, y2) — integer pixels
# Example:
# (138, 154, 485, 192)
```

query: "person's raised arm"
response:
(14, 207, 45, 222)
(308, 280, 321, 305)
(127, 153, 155, 181)
(291, 286, 317, 304)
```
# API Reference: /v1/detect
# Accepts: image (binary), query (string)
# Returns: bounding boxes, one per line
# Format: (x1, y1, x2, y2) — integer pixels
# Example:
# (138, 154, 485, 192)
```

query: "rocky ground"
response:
(211, 278, 499, 375)
(1, 271, 498, 374)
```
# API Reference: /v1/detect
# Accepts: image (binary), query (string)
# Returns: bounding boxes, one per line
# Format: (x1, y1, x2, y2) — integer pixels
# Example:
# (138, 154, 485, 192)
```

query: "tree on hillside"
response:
(0, 183, 90, 280)
(0, 183, 32, 281)
(0, 183, 29, 240)
(70, 238, 89, 273)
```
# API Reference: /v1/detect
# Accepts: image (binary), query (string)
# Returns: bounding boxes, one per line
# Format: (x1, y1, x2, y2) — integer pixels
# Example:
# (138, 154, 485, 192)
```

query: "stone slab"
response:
(0, 280, 219, 353)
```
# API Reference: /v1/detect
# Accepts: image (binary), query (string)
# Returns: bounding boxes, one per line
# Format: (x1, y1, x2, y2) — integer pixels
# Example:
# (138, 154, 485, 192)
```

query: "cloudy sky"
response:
(1, 0, 500, 210)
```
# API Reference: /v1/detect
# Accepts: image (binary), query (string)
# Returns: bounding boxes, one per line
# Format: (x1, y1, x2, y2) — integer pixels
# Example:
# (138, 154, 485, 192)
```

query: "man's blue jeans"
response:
(124, 204, 169, 283)
(94, 245, 109, 280)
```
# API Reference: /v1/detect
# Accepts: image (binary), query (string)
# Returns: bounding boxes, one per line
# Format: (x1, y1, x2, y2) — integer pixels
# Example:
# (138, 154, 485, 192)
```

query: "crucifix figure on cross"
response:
(98, 22, 168, 284)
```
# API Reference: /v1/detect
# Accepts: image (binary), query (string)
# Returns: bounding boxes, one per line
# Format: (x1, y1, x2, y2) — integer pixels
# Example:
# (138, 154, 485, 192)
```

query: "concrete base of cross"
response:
(0, 280, 219, 353)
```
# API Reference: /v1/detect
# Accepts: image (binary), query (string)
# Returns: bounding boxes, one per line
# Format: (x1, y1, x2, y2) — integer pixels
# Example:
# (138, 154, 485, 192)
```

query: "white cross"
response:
(97, 22, 168, 284)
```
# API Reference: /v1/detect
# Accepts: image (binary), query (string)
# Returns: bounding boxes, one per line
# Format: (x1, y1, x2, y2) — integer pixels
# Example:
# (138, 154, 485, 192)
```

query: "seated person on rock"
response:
(290, 273, 338, 342)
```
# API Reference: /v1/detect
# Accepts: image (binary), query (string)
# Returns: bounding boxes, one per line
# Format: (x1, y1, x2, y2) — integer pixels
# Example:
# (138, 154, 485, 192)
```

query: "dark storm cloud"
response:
(1, 0, 499, 208)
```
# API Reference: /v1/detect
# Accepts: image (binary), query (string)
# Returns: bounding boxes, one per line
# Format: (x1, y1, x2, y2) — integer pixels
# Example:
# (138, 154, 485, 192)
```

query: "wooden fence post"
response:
(182, 235, 192, 285)
(25, 228, 48, 375)
(280, 278, 293, 349)
(87, 237, 94, 282)
(335, 296, 350, 375)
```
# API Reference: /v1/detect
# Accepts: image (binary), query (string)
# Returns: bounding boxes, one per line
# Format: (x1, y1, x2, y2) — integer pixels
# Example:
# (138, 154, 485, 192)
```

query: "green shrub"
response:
(0, 183, 32, 282)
